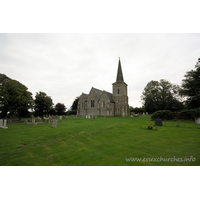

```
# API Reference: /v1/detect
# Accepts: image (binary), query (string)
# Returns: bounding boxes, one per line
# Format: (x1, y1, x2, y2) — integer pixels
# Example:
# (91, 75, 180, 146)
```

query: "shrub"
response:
(151, 110, 173, 120)
(177, 109, 200, 120)
(151, 109, 200, 121)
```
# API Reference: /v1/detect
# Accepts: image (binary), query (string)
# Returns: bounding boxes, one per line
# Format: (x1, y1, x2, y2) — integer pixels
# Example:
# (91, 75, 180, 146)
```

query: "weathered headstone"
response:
(143, 112, 145, 116)
(131, 115, 133, 117)
(195, 117, 200, 125)
(2, 120, 8, 129)
(51, 119, 58, 128)
(104, 116, 106, 119)
(93, 116, 96, 120)
(32, 118, 35, 124)
(146, 112, 148, 115)
(0, 119, 3, 127)
(60, 116, 62, 120)
(155, 119, 163, 126)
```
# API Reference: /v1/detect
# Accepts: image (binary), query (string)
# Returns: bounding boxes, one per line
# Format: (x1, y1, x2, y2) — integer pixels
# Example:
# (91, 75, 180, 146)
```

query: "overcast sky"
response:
(0, 33, 200, 110)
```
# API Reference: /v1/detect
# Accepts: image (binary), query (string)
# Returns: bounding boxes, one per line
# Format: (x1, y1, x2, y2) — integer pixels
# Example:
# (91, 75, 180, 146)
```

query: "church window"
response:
(82, 102, 84, 109)
(103, 101, 105, 108)
(117, 107, 119, 112)
(118, 88, 119, 94)
(91, 99, 94, 107)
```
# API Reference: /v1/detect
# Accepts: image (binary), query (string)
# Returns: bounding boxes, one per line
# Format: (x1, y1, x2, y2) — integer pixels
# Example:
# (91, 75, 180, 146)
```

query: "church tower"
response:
(112, 58, 129, 116)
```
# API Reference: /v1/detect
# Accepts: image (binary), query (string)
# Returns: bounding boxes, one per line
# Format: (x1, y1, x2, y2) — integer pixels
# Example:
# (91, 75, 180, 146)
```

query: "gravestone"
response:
(195, 118, 200, 124)
(88, 115, 90, 119)
(155, 118, 163, 126)
(2, 120, 8, 129)
(104, 116, 106, 119)
(131, 115, 133, 117)
(86, 115, 88, 118)
(93, 116, 96, 120)
(146, 112, 148, 115)
(143, 112, 145, 116)
(59, 116, 62, 120)
(32, 118, 35, 124)
(51, 119, 58, 128)
(0, 119, 3, 127)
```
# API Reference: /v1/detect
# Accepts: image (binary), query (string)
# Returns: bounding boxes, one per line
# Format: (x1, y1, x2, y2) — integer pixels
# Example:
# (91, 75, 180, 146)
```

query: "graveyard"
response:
(0, 115, 199, 166)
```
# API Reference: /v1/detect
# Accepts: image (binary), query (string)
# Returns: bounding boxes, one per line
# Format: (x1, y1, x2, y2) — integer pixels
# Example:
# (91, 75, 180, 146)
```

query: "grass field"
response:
(0, 115, 199, 166)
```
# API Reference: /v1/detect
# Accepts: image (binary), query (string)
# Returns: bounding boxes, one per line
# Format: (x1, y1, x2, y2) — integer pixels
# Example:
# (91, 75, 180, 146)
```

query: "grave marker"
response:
(0, 119, 3, 127)
(51, 119, 58, 128)
(2, 120, 8, 129)
(155, 119, 163, 126)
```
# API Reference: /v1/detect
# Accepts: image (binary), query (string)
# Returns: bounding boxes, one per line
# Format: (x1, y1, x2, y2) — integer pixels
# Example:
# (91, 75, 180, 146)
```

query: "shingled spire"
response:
(116, 57, 124, 82)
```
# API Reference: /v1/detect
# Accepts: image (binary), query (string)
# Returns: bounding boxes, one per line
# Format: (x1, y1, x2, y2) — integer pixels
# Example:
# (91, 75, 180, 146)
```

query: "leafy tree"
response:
(141, 79, 184, 113)
(0, 75, 32, 118)
(129, 106, 134, 113)
(70, 96, 80, 111)
(181, 58, 200, 109)
(34, 92, 53, 116)
(55, 103, 66, 115)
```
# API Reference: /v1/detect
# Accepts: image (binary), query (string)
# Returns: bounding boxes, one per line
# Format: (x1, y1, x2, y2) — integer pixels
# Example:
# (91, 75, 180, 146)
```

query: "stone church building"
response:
(77, 58, 129, 116)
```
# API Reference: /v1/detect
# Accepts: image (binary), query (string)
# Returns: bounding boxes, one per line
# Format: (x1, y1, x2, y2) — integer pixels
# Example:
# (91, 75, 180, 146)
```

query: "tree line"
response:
(132, 58, 200, 114)
(0, 74, 70, 119)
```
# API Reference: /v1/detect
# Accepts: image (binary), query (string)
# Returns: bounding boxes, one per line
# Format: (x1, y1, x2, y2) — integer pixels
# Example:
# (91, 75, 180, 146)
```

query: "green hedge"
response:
(151, 109, 200, 120)
(151, 110, 173, 120)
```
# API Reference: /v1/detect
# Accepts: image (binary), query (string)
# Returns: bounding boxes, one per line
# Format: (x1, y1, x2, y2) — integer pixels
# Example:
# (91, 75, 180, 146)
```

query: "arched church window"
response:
(118, 88, 119, 94)
(91, 99, 94, 107)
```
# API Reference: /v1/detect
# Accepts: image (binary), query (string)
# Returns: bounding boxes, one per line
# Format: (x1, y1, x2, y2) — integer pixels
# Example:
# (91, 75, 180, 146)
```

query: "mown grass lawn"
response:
(0, 115, 199, 166)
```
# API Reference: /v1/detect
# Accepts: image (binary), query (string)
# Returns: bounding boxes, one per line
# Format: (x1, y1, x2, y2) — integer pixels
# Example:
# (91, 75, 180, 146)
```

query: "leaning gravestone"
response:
(155, 118, 163, 126)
